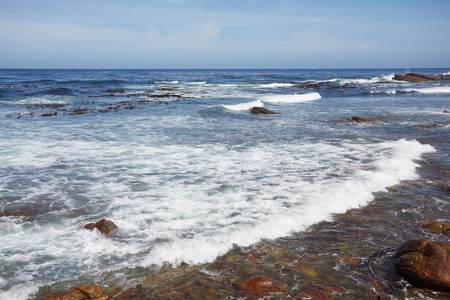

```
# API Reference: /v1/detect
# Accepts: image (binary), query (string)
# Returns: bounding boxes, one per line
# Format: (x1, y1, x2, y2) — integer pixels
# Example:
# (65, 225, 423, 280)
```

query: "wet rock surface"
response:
(418, 220, 450, 236)
(395, 240, 450, 292)
(417, 122, 450, 129)
(42, 284, 112, 300)
(393, 73, 450, 82)
(249, 107, 279, 114)
(236, 276, 287, 294)
(84, 219, 118, 236)
(347, 116, 381, 122)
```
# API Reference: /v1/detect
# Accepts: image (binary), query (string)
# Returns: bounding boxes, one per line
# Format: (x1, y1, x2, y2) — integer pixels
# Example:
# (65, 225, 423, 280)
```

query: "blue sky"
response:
(1, 0, 449, 68)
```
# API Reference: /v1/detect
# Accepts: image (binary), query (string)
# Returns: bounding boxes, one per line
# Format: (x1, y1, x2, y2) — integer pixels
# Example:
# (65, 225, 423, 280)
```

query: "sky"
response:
(0, 0, 449, 69)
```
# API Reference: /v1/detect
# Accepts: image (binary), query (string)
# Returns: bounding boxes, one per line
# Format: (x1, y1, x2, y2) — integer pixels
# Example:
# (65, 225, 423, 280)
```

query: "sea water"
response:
(0, 69, 449, 299)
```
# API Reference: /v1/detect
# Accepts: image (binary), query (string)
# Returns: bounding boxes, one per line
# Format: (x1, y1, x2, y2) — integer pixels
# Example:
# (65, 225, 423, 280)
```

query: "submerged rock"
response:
(43, 284, 112, 300)
(237, 276, 287, 294)
(296, 284, 345, 299)
(419, 220, 450, 236)
(347, 116, 380, 123)
(84, 219, 118, 236)
(249, 107, 279, 114)
(356, 292, 392, 300)
(395, 240, 450, 292)
(417, 122, 450, 129)
(393, 73, 450, 82)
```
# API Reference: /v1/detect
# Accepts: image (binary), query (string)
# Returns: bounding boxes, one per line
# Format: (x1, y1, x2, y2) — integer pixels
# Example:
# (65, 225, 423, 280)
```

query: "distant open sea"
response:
(1, 69, 449, 299)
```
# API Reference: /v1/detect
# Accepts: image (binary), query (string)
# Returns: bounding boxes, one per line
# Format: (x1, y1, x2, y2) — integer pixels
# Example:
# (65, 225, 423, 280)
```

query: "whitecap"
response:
(259, 83, 294, 88)
(261, 92, 321, 103)
(221, 99, 264, 111)
(15, 96, 72, 105)
(186, 81, 207, 85)
(411, 87, 450, 94)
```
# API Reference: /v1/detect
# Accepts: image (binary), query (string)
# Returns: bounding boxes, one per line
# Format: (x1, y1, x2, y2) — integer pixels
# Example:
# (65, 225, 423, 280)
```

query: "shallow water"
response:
(0, 69, 449, 299)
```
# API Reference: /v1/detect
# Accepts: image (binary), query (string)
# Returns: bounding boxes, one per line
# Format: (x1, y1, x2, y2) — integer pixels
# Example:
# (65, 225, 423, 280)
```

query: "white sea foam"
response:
(139, 139, 435, 266)
(221, 99, 264, 111)
(186, 81, 207, 85)
(259, 83, 294, 88)
(15, 96, 72, 105)
(261, 92, 321, 103)
(0, 283, 40, 300)
(369, 90, 397, 95)
(155, 80, 179, 84)
(410, 86, 450, 94)
(0, 130, 435, 298)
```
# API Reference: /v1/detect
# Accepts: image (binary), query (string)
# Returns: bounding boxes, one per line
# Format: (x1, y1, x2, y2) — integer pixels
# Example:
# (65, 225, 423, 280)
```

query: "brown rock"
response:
(394, 73, 433, 82)
(237, 276, 287, 294)
(419, 220, 450, 236)
(393, 73, 450, 82)
(105, 89, 125, 93)
(444, 110, 449, 113)
(43, 284, 112, 300)
(395, 240, 450, 292)
(418, 123, 449, 129)
(84, 219, 118, 236)
(347, 116, 380, 122)
(249, 107, 279, 114)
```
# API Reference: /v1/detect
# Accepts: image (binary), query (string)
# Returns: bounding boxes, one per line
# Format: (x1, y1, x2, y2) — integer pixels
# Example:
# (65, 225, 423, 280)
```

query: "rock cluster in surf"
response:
(42, 284, 112, 300)
(393, 73, 450, 82)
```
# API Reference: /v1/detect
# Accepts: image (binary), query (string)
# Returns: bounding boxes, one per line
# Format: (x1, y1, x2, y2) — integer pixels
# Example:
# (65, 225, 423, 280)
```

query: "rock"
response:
(84, 219, 118, 236)
(418, 220, 450, 236)
(249, 107, 279, 114)
(237, 276, 287, 294)
(295, 82, 357, 90)
(393, 73, 450, 82)
(444, 110, 449, 113)
(395, 240, 450, 292)
(43, 284, 112, 300)
(418, 122, 450, 129)
(347, 116, 380, 122)
(105, 89, 125, 93)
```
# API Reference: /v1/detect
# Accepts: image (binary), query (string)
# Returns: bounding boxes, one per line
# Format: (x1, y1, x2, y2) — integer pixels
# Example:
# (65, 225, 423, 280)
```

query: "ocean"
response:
(0, 69, 449, 299)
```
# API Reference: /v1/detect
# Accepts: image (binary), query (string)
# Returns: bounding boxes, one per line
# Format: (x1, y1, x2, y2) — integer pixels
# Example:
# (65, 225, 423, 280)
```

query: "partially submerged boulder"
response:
(419, 220, 450, 236)
(347, 116, 380, 123)
(393, 73, 450, 82)
(395, 240, 450, 292)
(43, 284, 112, 300)
(237, 276, 287, 294)
(84, 219, 118, 236)
(249, 107, 279, 114)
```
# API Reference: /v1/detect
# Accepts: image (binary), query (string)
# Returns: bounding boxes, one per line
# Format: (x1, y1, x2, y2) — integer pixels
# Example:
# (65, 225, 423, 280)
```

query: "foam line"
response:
(262, 92, 321, 103)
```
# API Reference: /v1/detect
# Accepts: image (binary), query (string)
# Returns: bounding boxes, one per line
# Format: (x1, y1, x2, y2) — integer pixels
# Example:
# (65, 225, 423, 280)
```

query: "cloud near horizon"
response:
(1, 0, 449, 68)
